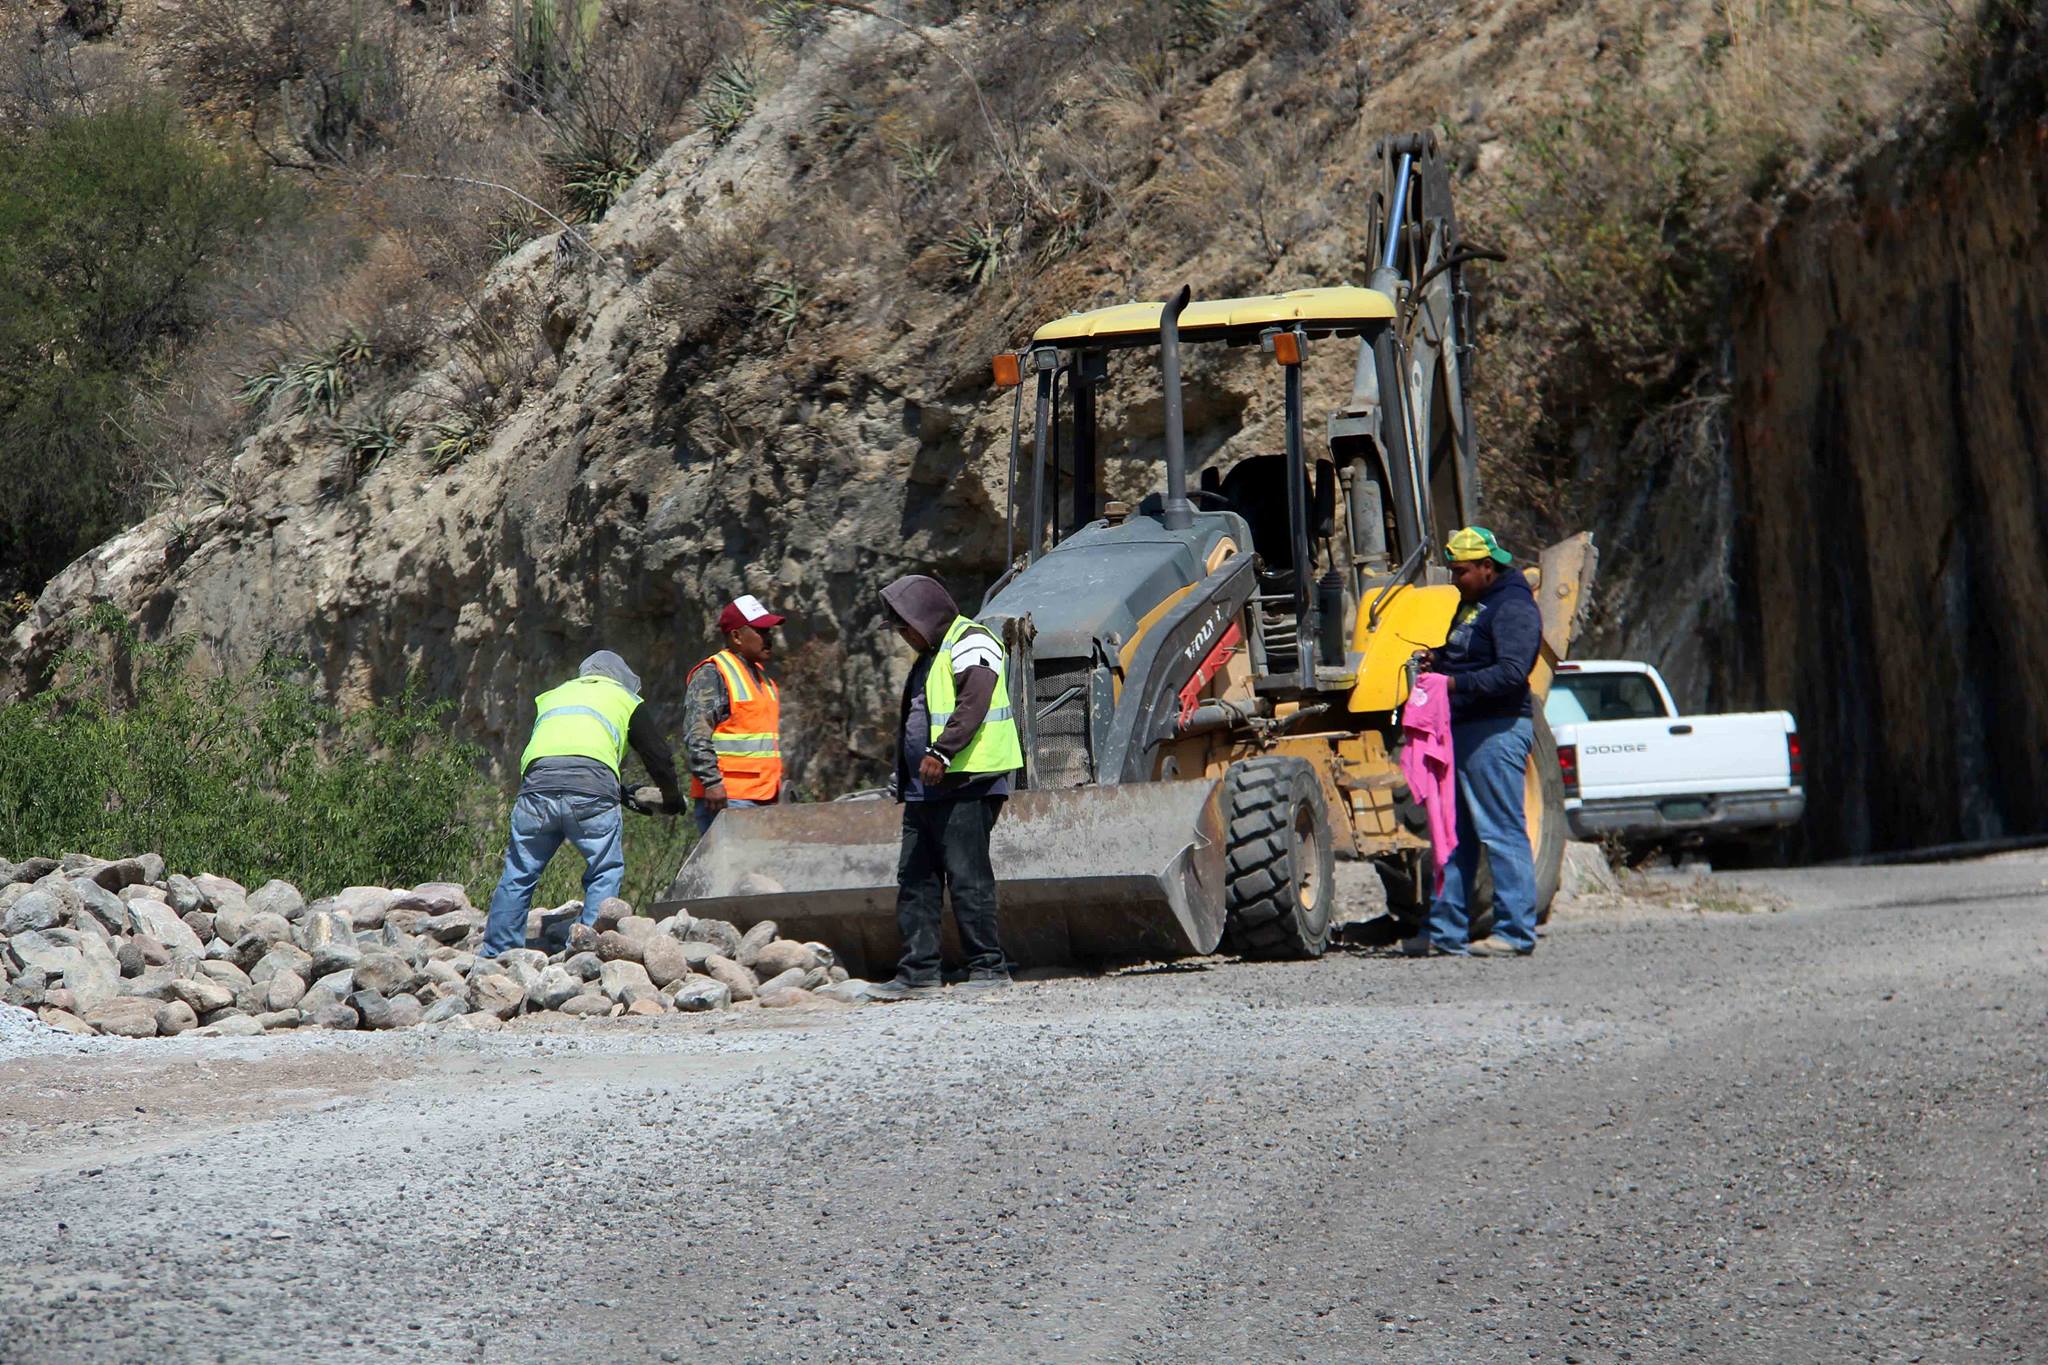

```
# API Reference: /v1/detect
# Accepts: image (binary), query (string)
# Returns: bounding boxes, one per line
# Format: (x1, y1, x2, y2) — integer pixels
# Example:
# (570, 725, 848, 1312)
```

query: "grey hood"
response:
(880, 574, 959, 652)
(578, 649, 642, 696)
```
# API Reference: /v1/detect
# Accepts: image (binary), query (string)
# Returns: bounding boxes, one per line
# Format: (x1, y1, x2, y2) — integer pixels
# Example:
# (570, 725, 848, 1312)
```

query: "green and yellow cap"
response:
(1445, 526, 1512, 565)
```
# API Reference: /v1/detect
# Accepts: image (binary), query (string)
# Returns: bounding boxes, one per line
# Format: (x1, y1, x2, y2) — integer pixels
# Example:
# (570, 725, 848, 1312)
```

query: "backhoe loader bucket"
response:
(652, 782, 1231, 977)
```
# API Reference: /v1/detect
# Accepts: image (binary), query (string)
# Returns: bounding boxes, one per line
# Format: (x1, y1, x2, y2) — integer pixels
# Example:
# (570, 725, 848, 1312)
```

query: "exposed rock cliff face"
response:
(1730, 127, 2048, 855)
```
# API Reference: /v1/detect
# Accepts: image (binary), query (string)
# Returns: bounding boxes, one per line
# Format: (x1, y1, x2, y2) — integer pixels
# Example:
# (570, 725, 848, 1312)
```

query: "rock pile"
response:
(0, 854, 866, 1038)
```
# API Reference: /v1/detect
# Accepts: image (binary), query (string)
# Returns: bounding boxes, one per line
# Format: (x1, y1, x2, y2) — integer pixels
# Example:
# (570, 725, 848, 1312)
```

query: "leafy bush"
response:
(0, 610, 491, 897)
(0, 102, 285, 602)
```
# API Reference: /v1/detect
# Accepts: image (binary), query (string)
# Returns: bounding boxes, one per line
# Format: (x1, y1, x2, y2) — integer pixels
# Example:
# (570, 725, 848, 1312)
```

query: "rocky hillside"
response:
(6, 0, 2039, 854)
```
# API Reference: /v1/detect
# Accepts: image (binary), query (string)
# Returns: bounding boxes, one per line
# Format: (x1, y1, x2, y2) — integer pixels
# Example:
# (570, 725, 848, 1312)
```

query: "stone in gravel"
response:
(168, 976, 236, 1015)
(757, 967, 809, 995)
(750, 939, 820, 977)
(11, 856, 59, 885)
(246, 880, 306, 920)
(200, 960, 254, 992)
(4, 981, 47, 1011)
(209, 902, 253, 947)
(253, 1009, 302, 1030)
(89, 858, 151, 892)
(736, 921, 779, 966)
(420, 994, 472, 1024)
(202, 936, 237, 962)
(420, 909, 483, 945)
(309, 938, 363, 979)
(615, 915, 660, 942)
(800, 967, 831, 991)
(827, 965, 850, 984)
(563, 951, 603, 982)
(3, 891, 63, 936)
(64, 936, 122, 1011)
(132, 937, 170, 969)
(116, 940, 147, 978)
(6, 928, 81, 978)
(164, 875, 205, 914)
(598, 959, 655, 1002)
(495, 948, 549, 975)
(468, 972, 525, 1019)
(192, 874, 248, 915)
(595, 929, 644, 964)
(294, 909, 352, 954)
(803, 941, 837, 968)
(704, 955, 758, 1002)
(39, 1006, 95, 1036)
(420, 957, 466, 992)
(353, 990, 424, 1030)
(181, 910, 215, 943)
(123, 967, 176, 1000)
(354, 951, 410, 996)
(331, 887, 397, 929)
(756, 987, 814, 1009)
(665, 976, 732, 1012)
(155, 1000, 199, 1035)
(87, 997, 161, 1037)
(242, 912, 293, 947)
(816, 979, 872, 1005)
(308, 1002, 359, 1030)
(44, 987, 76, 1013)
(442, 1010, 504, 1032)
(263, 971, 307, 1012)
(639, 936, 691, 988)
(72, 880, 131, 936)
(678, 939, 723, 969)
(192, 1015, 264, 1038)
(567, 923, 600, 954)
(251, 943, 313, 986)
(624, 996, 667, 1016)
(559, 993, 613, 1018)
(593, 897, 634, 931)
(529, 965, 582, 1012)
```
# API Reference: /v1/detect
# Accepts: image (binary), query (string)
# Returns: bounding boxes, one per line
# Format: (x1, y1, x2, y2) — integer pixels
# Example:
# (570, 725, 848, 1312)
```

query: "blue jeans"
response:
(481, 792, 624, 956)
(692, 796, 763, 838)
(1428, 715, 1539, 954)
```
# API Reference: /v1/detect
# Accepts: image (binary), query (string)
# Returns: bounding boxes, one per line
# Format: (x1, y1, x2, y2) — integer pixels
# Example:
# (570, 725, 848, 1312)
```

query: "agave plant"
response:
(948, 222, 1011, 290)
(696, 56, 758, 142)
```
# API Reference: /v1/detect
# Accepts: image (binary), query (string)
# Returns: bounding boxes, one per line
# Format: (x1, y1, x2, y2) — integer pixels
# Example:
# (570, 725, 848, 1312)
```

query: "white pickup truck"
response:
(1542, 660, 1804, 844)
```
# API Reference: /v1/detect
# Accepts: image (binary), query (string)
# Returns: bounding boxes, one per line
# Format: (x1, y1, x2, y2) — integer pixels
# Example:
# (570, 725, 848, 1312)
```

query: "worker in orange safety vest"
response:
(684, 595, 786, 835)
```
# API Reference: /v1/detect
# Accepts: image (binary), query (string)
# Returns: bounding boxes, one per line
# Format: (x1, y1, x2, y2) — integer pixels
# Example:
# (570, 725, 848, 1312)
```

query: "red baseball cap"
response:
(718, 594, 786, 632)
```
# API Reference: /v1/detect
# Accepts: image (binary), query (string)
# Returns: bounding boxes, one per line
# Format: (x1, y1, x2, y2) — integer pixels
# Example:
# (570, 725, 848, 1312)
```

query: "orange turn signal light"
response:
(1271, 331, 1304, 366)
(991, 352, 1022, 388)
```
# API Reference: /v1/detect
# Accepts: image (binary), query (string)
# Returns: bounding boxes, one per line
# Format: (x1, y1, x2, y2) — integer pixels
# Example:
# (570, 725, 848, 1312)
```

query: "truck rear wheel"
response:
(1470, 711, 1567, 936)
(1221, 756, 1335, 959)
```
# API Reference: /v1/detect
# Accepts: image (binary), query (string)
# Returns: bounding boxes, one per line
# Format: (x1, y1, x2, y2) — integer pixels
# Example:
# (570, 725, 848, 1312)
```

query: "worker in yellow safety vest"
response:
(867, 574, 1023, 1002)
(481, 650, 682, 958)
(684, 595, 787, 836)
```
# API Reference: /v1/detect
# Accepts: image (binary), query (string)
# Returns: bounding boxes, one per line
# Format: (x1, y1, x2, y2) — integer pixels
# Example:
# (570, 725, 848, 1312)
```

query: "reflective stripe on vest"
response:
(923, 616, 1024, 777)
(518, 675, 641, 778)
(688, 649, 783, 800)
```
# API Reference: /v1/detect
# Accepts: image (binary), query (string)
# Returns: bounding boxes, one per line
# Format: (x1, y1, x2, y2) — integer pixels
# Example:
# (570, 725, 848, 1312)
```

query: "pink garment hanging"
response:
(1399, 672, 1458, 895)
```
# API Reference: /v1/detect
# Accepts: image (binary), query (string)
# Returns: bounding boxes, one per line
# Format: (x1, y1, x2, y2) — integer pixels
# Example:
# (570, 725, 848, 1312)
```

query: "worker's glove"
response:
(622, 784, 669, 815)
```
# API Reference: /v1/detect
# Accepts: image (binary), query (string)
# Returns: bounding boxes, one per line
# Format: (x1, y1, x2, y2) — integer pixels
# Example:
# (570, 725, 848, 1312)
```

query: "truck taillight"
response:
(1558, 742, 1580, 797)
(1787, 730, 1804, 784)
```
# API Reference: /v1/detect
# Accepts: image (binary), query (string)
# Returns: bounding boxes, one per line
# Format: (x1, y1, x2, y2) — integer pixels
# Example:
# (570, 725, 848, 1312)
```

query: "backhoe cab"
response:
(660, 133, 1595, 970)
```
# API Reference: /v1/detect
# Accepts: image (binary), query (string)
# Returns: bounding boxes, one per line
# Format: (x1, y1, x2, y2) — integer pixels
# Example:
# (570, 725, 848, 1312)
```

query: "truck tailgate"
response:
(1567, 712, 1795, 800)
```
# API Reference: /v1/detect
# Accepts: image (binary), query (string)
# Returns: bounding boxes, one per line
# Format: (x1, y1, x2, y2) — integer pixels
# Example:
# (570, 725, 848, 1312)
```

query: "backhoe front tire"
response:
(1221, 756, 1336, 959)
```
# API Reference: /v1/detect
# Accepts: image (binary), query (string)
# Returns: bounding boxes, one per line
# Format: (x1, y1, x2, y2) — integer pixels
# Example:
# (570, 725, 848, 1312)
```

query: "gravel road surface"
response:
(2, 855, 2043, 1363)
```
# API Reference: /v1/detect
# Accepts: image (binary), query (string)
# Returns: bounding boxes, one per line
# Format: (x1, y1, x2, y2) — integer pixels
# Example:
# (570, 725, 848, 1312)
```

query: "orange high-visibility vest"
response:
(687, 650, 782, 801)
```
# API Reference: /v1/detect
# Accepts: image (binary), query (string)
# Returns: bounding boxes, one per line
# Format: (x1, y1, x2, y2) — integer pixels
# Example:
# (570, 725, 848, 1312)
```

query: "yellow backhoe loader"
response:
(656, 132, 1596, 973)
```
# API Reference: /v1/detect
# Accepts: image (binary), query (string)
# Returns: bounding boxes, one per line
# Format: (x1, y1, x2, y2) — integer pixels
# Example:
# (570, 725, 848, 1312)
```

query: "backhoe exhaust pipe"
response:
(1159, 284, 1194, 531)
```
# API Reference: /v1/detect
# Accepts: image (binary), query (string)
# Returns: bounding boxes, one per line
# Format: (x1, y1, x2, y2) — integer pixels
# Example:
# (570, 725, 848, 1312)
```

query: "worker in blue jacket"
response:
(1409, 527, 1545, 958)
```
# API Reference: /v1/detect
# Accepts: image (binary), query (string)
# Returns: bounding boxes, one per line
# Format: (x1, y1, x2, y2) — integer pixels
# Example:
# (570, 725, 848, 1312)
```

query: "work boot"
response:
(1399, 932, 1435, 958)
(1465, 938, 1514, 958)
(865, 977, 941, 1002)
(959, 971, 1012, 992)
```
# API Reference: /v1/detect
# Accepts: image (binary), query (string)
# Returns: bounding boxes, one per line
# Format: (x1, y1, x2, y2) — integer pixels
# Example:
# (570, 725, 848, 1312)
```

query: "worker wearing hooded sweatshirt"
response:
(1406, 527, 1545, 959)
(480, 650, 682, 958)
(868, 574, 1022, 1000)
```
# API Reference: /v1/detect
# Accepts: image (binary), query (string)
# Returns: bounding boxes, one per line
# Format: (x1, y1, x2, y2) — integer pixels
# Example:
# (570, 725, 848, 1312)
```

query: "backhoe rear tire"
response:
(1221, 756, 1336, 959)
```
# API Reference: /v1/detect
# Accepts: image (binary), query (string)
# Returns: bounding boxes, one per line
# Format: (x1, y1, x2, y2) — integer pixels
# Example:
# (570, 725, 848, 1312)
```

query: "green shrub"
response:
(0, 610, 491, 897)
(0, 102, 285, 602)
(696, 56, 757, 141)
